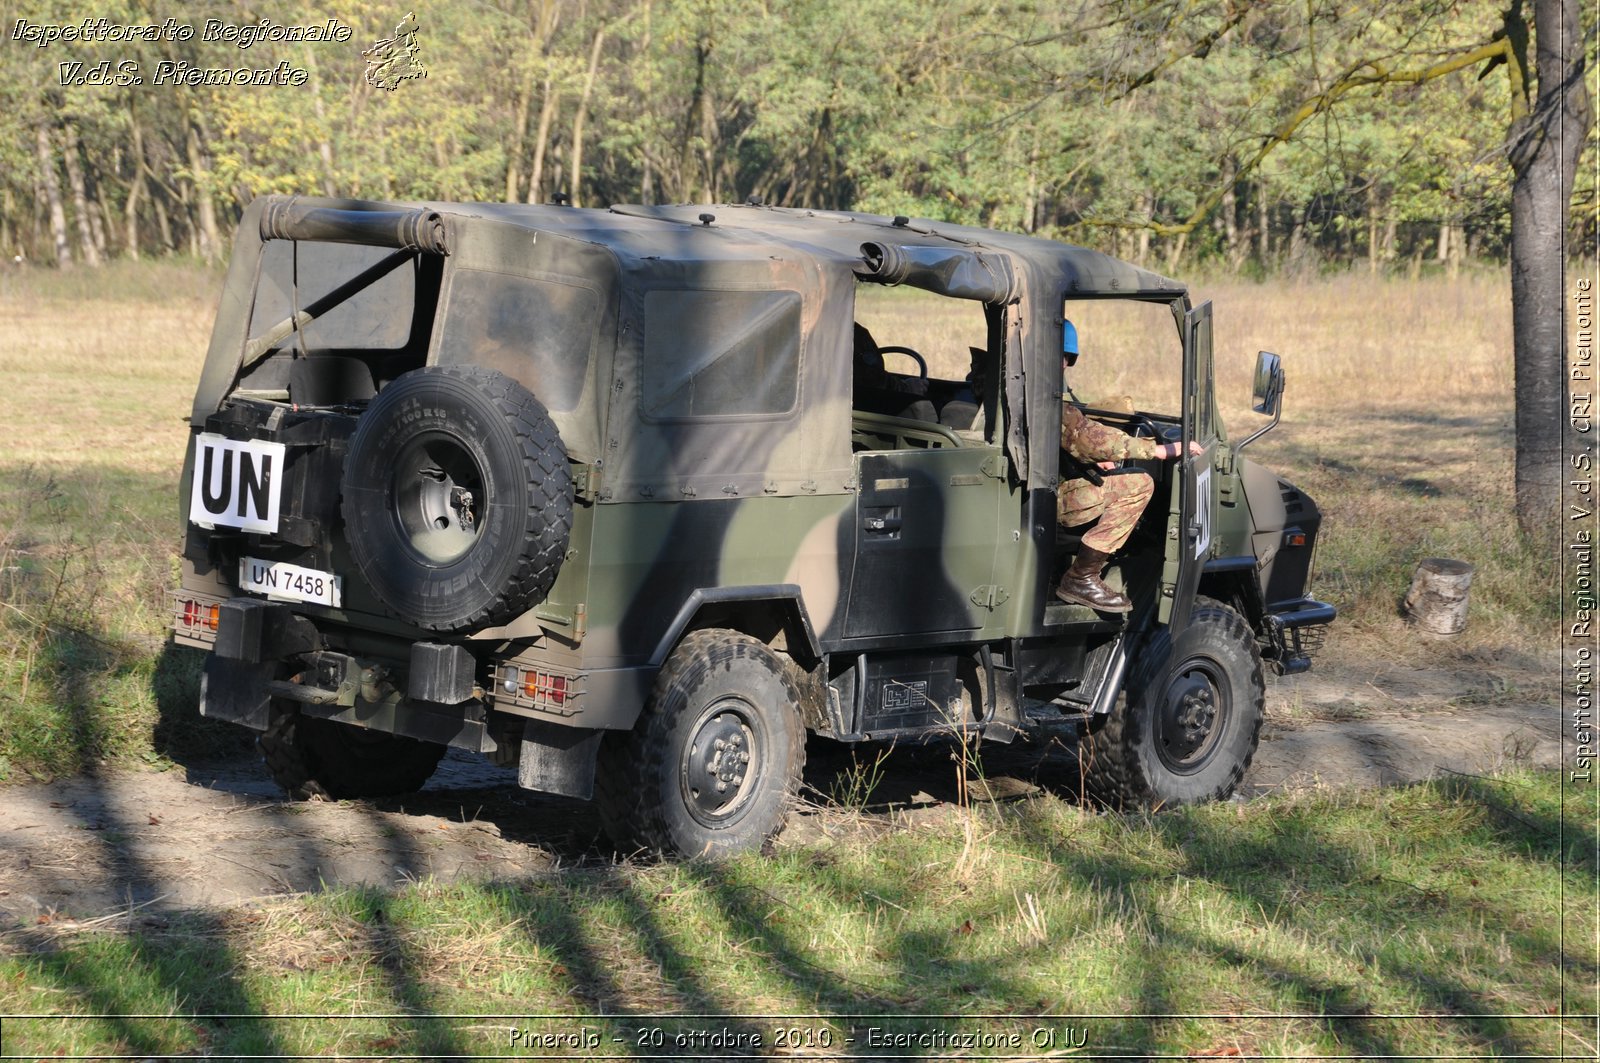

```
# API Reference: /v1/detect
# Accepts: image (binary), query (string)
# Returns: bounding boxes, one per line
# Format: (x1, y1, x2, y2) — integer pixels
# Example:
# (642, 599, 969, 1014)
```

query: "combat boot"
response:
(1054, 546, 1132, 613)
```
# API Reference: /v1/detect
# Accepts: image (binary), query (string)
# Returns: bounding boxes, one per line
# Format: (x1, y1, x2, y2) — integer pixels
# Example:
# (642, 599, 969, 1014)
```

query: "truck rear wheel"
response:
(261, 708, 445, 800)
(596, 630, 805, 859)
(1081, 597, 1263, 809)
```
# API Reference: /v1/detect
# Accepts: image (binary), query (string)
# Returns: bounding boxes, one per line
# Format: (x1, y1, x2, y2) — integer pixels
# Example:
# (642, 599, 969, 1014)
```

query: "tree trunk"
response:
(1403, 558, 1475, 635)
(123, 170, 143, 259)
(1288, 206, 1307, 271)
(527, 73, 560, 204)
(61, 124, 100, 267)
(185, 116, 221, 260)
(1136, 194, 1151, 267)
(1220, 156, 1242, 271)
(1510, 0, 1592, 546)
(506, 59, 537, 202)
(1164, 230, 1188, 272)
(679, 39, 710, 202)
(35, 125, 70, 267)
(151, 181, 174, 254)
(568, 25, 607, 208)
(1367, 184, 1380, 274)
(305, 49, 338, 198)
(1256, 183, 1271, 265)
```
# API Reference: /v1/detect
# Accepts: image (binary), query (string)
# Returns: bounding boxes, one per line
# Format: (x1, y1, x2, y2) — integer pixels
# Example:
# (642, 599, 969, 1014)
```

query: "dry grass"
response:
(0, 260, 217, 473)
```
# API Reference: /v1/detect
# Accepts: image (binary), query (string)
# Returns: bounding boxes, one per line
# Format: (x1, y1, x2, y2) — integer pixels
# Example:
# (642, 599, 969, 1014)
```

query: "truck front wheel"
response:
(1082, 597, 1264, 809)
(596, 630, 805, 859)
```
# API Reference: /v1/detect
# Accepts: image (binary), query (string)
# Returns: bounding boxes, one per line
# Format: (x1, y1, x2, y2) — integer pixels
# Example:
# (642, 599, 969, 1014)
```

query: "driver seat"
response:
(852, 323, 936, 423)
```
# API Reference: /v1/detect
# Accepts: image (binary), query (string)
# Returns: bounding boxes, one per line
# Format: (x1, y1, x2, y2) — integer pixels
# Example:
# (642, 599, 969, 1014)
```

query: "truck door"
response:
(844, 443, 1003, 638)
(1164, 301, 1219, 635)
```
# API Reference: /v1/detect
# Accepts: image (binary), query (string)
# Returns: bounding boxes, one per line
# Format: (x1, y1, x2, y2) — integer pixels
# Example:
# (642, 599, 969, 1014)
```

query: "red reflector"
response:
(1287, 533, 1307, 547)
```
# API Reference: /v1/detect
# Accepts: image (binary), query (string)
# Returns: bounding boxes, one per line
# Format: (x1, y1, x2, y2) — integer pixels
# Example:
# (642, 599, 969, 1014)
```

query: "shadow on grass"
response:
(0, 769, 1580, 1057)
(0, 464, 252, 778)
(994, 772, 1582, 1056)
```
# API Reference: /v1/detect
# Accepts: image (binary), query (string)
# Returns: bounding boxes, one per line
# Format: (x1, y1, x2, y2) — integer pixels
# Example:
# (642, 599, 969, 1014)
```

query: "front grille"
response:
(1280, 481, 1305, 515)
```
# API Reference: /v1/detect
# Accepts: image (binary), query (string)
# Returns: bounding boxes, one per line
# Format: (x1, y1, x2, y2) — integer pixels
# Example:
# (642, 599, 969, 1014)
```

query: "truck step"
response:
(1042, 602, 1126, 630)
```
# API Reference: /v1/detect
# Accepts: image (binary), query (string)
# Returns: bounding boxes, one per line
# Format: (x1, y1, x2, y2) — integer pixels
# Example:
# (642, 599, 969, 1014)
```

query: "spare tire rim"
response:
(1155, 658, 1229, 774)
(681, 697, 763, 826)
(392, 432, 485, 565)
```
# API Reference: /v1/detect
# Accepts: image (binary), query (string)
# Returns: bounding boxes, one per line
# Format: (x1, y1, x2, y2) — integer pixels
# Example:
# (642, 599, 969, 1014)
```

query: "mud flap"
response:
(200, 655, 275, 731)
(518, 720, 603, 799)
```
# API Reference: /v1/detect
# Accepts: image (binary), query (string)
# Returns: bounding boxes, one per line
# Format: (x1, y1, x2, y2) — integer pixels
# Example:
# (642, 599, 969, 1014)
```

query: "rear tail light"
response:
(522, 670, 568, 706)
(178, 599, 222, 631)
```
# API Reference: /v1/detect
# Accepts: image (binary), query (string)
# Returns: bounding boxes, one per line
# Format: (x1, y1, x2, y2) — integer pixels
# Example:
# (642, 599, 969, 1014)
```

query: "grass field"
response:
(0, 261, 1587, 1057)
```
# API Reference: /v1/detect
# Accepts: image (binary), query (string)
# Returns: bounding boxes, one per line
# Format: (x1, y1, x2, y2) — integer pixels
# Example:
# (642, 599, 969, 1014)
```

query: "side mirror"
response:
(1238, 351, 1284, 452)
(1252, 351, 1283, 416)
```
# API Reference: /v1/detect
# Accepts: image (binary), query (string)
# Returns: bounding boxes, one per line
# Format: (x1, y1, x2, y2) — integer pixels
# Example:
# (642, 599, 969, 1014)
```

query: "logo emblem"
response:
(363, 12, 427, 91)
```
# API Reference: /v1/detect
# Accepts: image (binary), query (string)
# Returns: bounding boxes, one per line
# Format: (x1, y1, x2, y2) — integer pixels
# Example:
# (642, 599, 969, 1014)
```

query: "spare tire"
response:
(341, 365, 573, 633)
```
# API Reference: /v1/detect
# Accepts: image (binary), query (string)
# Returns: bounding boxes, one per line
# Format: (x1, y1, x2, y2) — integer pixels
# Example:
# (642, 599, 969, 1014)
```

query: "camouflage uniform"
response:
(1058, 403, 1161, 553)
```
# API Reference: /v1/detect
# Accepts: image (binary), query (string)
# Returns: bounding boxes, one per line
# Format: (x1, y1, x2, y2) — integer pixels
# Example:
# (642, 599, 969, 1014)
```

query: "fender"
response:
(648, 584, 822, 666)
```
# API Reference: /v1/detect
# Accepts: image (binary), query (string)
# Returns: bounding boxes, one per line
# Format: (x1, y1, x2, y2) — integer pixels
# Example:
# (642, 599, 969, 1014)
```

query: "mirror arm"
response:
(1236, 399, 1282, 452)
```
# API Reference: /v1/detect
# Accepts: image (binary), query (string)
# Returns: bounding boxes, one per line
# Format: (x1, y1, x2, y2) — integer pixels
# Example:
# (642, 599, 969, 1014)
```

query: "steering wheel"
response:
(875, 345, 928, 379)
(1129, 412, 1178, 441)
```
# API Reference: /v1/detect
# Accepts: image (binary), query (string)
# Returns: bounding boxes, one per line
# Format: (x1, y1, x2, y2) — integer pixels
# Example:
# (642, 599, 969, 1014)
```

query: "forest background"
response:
(3, 0, 1594, 277)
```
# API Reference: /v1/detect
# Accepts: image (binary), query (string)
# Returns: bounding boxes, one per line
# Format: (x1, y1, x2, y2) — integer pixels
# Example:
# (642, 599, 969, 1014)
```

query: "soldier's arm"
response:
(1063, 404, 1163, 464)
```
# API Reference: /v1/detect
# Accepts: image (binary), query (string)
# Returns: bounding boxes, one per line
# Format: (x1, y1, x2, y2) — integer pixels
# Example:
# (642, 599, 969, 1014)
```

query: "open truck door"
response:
(1161, 300, 1219, 636)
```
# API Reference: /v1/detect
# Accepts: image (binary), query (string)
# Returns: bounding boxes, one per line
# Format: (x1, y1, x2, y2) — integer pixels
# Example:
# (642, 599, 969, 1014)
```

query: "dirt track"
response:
(0, 651, 1562, 924)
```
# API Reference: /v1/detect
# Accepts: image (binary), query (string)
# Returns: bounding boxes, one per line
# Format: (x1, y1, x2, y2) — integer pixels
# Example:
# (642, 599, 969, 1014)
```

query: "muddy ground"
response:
(0, 649, 1562, 925)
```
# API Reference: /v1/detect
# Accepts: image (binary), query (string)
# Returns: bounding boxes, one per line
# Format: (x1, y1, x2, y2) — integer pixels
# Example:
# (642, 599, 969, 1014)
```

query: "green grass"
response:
(0, 771, 1590, 1057)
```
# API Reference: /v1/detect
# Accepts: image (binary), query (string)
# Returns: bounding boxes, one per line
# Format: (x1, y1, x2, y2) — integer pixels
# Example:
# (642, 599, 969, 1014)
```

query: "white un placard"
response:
(189, 434, 286, 534)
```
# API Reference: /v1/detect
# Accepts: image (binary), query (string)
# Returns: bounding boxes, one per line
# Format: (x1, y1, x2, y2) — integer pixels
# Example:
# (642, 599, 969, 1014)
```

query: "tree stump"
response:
(1402, 558, 1474, 636)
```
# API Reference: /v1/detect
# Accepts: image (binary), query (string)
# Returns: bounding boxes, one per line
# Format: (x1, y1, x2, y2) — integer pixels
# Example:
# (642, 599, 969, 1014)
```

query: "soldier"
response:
(1056, 320, 1201, 612)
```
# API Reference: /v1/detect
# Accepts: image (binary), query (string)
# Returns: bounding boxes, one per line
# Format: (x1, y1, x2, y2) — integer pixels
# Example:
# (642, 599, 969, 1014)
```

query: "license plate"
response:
(189, 433, 286, 534)
(239, 557, 342, 608)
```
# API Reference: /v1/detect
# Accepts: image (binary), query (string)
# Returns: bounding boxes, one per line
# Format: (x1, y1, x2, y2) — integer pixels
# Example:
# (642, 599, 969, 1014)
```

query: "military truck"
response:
(175, 195, 1335, 858)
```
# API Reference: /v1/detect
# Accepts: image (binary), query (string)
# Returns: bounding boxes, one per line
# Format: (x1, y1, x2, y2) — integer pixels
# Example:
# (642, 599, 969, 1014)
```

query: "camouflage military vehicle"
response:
(175, 194, 1335, 858)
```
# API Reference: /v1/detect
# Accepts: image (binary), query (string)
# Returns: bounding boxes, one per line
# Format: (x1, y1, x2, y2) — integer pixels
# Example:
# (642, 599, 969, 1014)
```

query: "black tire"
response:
(260, 708, 445, 800)
(341, 366, 573, 633)
(1081, 597, 1264, 809)
(596, 630, 806, 859)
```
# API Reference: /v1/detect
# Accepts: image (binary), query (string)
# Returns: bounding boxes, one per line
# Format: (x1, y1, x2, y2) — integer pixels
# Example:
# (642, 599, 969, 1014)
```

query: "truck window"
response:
(437, 268, 597, 414)
(641, 289, 800, 421)
(247, 240, 418, 352)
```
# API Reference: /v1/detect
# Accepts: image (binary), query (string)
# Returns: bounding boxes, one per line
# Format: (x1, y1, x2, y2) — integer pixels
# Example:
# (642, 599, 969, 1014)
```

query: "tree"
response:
(1509, 0, 1592, 544)
(1016, 0, 1589, 544)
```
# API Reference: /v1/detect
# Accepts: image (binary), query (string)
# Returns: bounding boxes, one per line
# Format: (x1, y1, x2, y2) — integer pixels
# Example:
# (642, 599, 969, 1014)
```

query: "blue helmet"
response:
(1063, 319, 1079, 367)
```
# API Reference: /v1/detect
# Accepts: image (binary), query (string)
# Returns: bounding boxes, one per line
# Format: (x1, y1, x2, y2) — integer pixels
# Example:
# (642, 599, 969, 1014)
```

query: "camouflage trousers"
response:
(1056, 471, 1154, 554)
